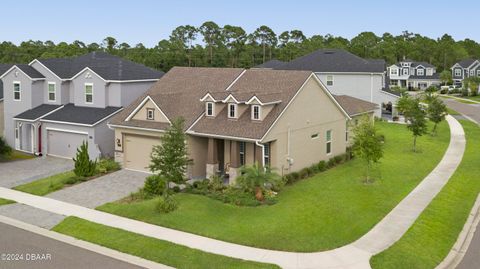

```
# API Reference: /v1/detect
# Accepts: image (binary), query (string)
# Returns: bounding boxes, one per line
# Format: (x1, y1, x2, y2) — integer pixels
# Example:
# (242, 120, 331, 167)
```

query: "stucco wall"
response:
(132, 98, 169, 122)
(30, 61, 65, 105)
(71, 69, 106, 108)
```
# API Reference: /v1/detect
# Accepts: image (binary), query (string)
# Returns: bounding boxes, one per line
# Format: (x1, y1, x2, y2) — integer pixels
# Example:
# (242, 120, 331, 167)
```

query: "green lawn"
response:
(52, 217, 278, 269)
(0, 151, 34, 162)
(464, 95, 480, 102)
(98, 121, 450, 252)
(370, 120, 480, 269)
(0, 198, 14, 206)
(446, 107, 460, 116)
(13, 171, 78, 196)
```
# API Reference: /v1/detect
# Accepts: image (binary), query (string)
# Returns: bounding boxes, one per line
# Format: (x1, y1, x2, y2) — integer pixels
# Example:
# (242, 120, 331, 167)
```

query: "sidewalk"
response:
(0, 115, 465, 269)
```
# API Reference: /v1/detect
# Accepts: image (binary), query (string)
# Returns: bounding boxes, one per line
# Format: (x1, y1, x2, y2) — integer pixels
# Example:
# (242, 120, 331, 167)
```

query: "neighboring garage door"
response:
(47, 130, 88, 159)
(124, 134, 161, 172)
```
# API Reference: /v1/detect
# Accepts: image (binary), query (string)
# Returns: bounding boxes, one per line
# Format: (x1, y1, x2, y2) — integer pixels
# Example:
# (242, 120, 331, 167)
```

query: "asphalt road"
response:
(0, 222, 144, 269)
(442, 98, 480, 123)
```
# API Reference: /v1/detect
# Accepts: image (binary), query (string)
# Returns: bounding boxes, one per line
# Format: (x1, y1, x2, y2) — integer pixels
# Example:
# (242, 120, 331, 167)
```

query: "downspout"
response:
(255, 140, 265, 168)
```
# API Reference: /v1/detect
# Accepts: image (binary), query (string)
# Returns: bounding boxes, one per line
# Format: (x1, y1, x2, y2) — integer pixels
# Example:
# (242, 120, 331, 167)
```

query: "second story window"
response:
(326, 130, 332, 155)
(239, 141, 245, 166)
(85, 84, 93, 104)
(455, 69, 462, 77)
(13, 82, 21, 101)
(326, 75, 334, 86)
(477, 70, 480, 77)
(146, 108, 155, 120)
(228, 103, 237, 119)
(417, 69, 424, 76)
(390, 68, 398, 76)
(402, 68, 409, 75)
(206, 102, 214, 117)
(252, 105, 261, 120)
(470, 70, 475, 76)
(48, 82, 56, 102)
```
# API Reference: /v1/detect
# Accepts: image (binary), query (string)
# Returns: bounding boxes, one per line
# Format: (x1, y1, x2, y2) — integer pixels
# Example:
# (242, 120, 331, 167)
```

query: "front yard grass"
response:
(13, 171, 79, 196)
(52, 216, 278, 269)
(98, 121, 450, 252)
(370, 120, 480, 269)
(0, 198, 14, 206)
(0, 151, 34, 163)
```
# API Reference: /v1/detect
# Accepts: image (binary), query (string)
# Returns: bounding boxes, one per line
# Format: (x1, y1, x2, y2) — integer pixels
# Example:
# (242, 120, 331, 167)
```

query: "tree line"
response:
(1, 21, 479, 72)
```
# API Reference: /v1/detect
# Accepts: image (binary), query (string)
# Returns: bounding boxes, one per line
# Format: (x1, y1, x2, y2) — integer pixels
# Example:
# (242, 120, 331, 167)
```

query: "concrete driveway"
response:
(0, 157, 73, 188)
(46, 169, 147, 208)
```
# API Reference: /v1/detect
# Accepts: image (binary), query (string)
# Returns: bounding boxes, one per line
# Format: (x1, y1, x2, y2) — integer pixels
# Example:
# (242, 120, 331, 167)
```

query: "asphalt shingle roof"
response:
(457, 59, 478, 68)
(13, 104, 62, 121)
(38, 51, 164, 81)
(42, 104, 123, 125)
(333, 95, 378, 116)
(254, 59, 286, 69)
(0, 64, 13, 100)
(277, 49, 386, 73)
(16, 64, 45, 79)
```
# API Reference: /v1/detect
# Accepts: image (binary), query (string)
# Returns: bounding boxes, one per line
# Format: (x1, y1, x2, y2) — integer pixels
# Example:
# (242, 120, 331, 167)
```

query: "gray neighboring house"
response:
(253, 59, 286, 69)
(274, 49, 398, 117)
(0, 52, 164, 159)
(0, 64, 13, 137)
(451, 59, 480, 86)
(387, 59, 441, 90)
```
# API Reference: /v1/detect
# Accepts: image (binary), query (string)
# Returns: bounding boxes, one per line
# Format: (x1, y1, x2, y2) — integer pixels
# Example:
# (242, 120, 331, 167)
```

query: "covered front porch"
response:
(204, 138, 270, 184)
(14, 120, 42, 155)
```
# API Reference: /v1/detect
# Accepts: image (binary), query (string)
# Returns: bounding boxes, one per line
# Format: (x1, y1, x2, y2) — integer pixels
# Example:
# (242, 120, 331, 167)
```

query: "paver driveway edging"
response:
(0, 115, 465, 269)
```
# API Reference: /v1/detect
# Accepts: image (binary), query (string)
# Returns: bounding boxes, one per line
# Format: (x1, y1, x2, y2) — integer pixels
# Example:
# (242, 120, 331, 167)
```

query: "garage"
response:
(47, 129, 88, 159)
(124, 134, 161, 172)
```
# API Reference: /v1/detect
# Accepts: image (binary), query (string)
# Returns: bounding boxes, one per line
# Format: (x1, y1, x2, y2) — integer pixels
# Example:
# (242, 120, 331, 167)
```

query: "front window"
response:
(454, 69, 462, 77)
(206, 102, 214, 116)
(390, 68, 398, 76)
(417, 69, 424, 76)
(13, 82, 20, 101)
(326, 130, 332, 154)
(239, 142, 245, 166)
(252, 105, 261, 120)
(263, 143, 270, 167)
(146, 108, 155, 120)
(326, 75, 334, 86)
(403, 68, 409, 75)
(48, 82, 56, 101)
(228, 103, 237, 118)
(85, 84, 93, 104)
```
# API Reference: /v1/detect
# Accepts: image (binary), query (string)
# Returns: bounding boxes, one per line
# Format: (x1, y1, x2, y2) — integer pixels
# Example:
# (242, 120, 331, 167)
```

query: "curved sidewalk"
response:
(0, 115, 465, 269)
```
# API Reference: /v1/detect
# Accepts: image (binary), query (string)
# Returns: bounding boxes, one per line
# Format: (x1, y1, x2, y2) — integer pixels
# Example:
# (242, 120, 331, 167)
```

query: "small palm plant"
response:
(236, 162, 283, 201)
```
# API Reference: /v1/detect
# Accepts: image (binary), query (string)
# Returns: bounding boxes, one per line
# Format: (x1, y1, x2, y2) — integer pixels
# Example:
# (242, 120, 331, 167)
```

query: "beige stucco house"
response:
(109, 67, 376, 182)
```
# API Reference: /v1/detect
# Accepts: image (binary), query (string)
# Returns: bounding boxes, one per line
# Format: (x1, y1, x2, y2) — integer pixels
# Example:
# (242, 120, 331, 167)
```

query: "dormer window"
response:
(252, 105, 261, 120)
(417, 69, 424, 76)
(455, 69, 462, 76)
(206, 102, 214, 117)
(228, 103, 237, 119)
(146, 108, 155, 120)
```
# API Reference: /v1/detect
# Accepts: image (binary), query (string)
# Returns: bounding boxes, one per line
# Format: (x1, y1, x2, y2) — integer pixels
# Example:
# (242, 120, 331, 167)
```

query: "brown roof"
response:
(111, 67, 317, 140)
(333, 95, 378, 116)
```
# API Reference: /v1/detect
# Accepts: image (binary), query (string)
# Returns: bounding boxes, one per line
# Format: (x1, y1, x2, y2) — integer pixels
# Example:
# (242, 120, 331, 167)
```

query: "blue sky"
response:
(2, 0, 478, 47)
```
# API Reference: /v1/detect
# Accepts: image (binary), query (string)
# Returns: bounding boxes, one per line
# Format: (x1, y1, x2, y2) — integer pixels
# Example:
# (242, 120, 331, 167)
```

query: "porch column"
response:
(229, 140, 240, 184)
(206, 138, 218, 178)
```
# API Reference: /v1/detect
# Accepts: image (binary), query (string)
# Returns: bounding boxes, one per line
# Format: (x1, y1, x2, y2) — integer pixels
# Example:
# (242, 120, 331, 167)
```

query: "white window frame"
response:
(206, 102, 215, 117)
(263, 143, 270, 167)
(146, 108, 155, 120)
(470, 70, 475, 76)
(85, 83, 94, 104)
(454, 69, 462, 77)
(477, 70, 480, 77)
(228, 103, 237, 119)
(402, 68, 409, 75)
(311, 133, 319, 140)
(326, 129, 332, 155)
(13, 81, 21, 101)
(390, 68, 398, 76)
(417, 69, 424, 76)
(251, 105, 261, 120)
(48, 82, 56, 102)
(326, 75, 334, 86)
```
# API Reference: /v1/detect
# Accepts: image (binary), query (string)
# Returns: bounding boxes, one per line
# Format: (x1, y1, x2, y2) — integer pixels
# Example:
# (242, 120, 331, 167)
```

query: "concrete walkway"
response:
(0, 115, 465, 269)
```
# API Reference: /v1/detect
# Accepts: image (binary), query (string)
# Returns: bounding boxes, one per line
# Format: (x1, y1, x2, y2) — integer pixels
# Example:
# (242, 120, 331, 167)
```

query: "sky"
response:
(1, 0, 478, 47)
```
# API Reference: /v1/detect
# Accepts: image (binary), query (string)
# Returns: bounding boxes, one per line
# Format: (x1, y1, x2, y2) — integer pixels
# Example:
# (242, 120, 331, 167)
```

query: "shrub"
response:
(155, 195, 178, 213)
(462, 88, 469, 96)
(96, 158, 120, 174)
(327, 158, 336, 168)
(471, 90, 478, 97)
(439, 88, 448, 94)
(378, 134, 386, 143)
(309, 164, 319, 174)
(172, 186, 180, 193)
(0, 137, 12, 158)
(317, 161, 327, 172)
(73, 141, 97, 177)
(143, 175, 166, 197)
(209, 175, 225, 191)
(299, 167, 309, 179)
(334, 155, 344, 165)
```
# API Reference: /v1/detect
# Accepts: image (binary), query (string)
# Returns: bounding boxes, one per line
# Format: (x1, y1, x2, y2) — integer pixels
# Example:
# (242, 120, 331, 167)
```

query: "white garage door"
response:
(124, 134, 161, 172)
(47, 130, 88, 159)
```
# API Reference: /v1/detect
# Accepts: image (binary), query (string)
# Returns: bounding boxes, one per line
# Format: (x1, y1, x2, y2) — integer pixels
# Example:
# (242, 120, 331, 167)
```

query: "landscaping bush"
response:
(327, 157, 336, 168)
(209, 175, 225, 191)
(462, 88, 469, 96)
(144, 174, 166, 197)
(299, 167, 310, 179)
(96, 158, 120, 174)
(471, 90, 478, 97)
(439, 88, 448, 94)
(73, 141, 97, 177)
(0, 136, 12, 159)
(317, 161, 327, 172)
(155, 195, 178, 213)
(334, 155, 344, 165)
(172, 186, 180, 193)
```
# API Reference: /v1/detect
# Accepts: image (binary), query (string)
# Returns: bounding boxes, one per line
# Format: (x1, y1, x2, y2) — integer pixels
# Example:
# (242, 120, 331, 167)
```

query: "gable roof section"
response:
(0, 64, 13, 100)
(13, 104, 63, 121)
(36, 51, 164, 81)
(333, 95, 378, 116)
(277, 49, 385, 73)
(411, 61, 434, 68)
(457, 59, 478, 68)
(42, 104, 123, 126)
(253, 59, 286, 69)
(0, 64, 45, 80)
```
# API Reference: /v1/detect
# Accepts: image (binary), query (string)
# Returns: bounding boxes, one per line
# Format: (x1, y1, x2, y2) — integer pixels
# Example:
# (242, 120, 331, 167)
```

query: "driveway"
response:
(0, 157, 73, 188)
(442, 98, 480, 123)
(46, 169, 147, 208)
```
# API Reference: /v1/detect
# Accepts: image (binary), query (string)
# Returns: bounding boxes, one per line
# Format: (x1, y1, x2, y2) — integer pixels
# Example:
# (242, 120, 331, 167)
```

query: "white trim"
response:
(225, 69, 246, 91)
(104, 79, 159, 83)
(467, 60, 480, 69)
(13, 81, 21, 101)
(108, 124, 166, 133)
(84, 83, 94, 104)
(185, 112, 205, 132)
(326, 129, 332, 155)
(260, 73, 350, 142)
(451, 63, 462, 70)
(315, 71, 385, 75)
(124, 167, 154, 174)
(146, 108, 155, 120)
(251, 105, 261, 120)
(13, 105, 65, 122)
(227, 103, 238, 118)
(71, 67, 106, 82)
(0, 65, 45, 81)
(47, 82, 57, 102)
(28, 59, 64, 81)
(199, 93, 218, 102)
(222, 94, 241, 104)
(45, 127, 89, 135)
(205, 102, 215, 117)
(349, 109, 377, 117)
(245, 95, 282, 106)
(380, 90, 401, 99)
(125, 96, 171, 124)
(186, 130, 259, 142)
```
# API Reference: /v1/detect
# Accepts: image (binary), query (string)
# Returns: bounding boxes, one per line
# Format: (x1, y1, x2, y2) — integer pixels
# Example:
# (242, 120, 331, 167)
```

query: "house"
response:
(272, 49, 397, 117)
(0, 64, 13, 137)
(451, 59, 480, 86)
(0, 52, 164, 159)
(253, 59, 286, 69)
(109, 67, 376, 182)
(387, 59, 441, 90)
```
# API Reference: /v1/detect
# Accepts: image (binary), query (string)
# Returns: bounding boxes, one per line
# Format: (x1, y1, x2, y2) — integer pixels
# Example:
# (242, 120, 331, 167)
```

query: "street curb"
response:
(436, 194, 480, 269)
(0, 215, 173, 269)
(439, 94, 480, 104)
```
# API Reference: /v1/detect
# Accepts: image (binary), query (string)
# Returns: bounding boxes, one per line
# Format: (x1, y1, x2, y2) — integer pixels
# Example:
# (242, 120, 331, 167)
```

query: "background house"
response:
(451, 59, 480, 86)
(0, 64, 12, 137)
(387, 59, 440, 90)
(0, 52, 164, 159)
